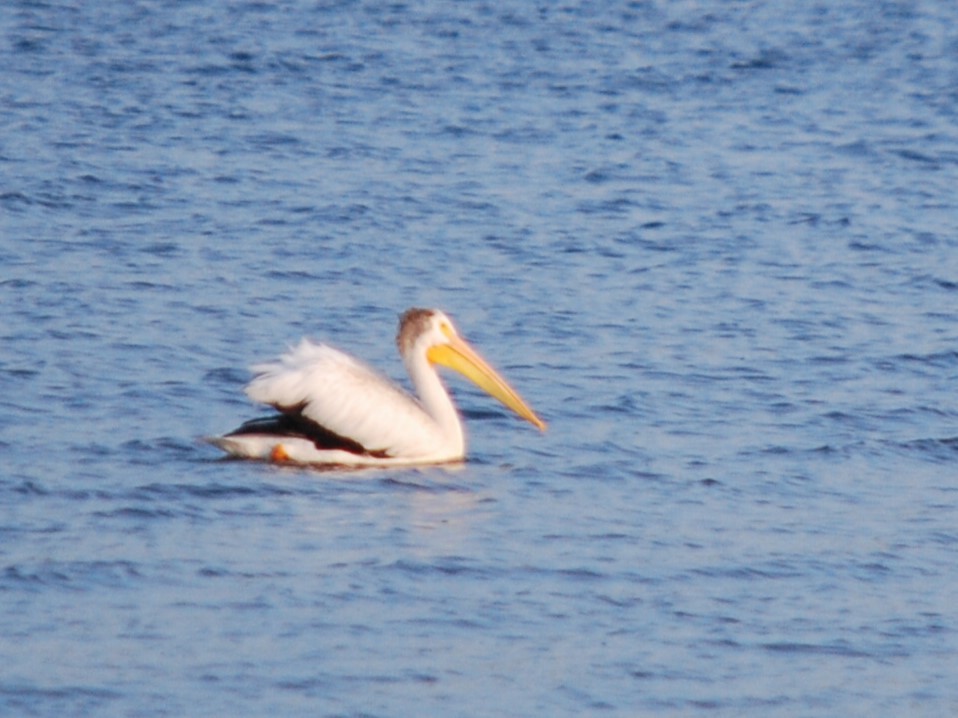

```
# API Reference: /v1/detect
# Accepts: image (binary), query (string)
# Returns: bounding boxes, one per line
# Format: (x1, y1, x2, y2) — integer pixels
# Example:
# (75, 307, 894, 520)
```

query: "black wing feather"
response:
(226, 412, 389, 458)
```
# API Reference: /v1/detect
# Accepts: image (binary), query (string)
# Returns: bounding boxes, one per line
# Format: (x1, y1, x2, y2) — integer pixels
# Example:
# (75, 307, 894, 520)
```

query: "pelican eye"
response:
(439, 322, 454, 339)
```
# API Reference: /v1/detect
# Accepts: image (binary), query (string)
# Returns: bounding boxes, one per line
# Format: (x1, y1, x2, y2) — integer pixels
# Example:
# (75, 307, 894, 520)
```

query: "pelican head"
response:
(397, 308, 547, 431)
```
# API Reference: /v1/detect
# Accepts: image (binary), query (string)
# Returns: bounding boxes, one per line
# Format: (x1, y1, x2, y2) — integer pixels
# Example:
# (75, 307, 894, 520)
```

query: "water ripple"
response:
(3, 0, 958, 715)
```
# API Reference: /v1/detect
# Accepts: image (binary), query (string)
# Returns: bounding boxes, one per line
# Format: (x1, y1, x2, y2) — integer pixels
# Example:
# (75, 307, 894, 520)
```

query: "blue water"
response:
(3, 1, 958, 715)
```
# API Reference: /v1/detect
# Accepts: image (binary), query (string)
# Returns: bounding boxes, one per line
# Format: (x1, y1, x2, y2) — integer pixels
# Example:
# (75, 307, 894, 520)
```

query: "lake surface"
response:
(2, 1, 958, 715)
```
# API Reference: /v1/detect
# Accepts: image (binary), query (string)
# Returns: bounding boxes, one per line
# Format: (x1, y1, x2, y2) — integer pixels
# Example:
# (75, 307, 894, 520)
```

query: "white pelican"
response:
(208, 308, 546, 466)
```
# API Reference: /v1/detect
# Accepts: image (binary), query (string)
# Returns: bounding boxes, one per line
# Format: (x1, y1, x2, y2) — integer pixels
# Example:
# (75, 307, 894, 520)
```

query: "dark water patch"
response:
(689, 563, 804, 581)
(761, 641, 881, 659)
(0, 191, 35, 209)
(0, 278, 40, 291)
(196, 565, 292, 581)
(123, 279, 177, 292)
(204, 366, 249, 385)
(896, 351, 958, 368)
(459, 406, 521, 423)
(892, 148, 940, 167)
(6, 480, 51, 497)
(888, 436, 958, 463)
(730, 49, 789, 71)
(917, 529, 958, 552)
(820, 410, 875, 432)
(0, 684, 120, 716)
(576, 195, 641, 217)
(131, 481, 294, 501)
(122, 437, 200, 464)
(2, 560, 141, 593)
(379, 474, 474, 494)
(596, 592, 644, 609)
(90, 505, 182, 521)
(139, 241, 182, 258)
(263, 268, 327, 282)
(876, 615, 948, 640)
(0, 522, 67, 544)
(518, 562, 606, 583)
(388, 557, 495, 579)
(245, 131, 304, 149)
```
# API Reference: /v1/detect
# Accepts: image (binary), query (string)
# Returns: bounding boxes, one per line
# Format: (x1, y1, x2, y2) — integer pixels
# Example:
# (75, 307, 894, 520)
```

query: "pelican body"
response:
(208, 308, 545, 466)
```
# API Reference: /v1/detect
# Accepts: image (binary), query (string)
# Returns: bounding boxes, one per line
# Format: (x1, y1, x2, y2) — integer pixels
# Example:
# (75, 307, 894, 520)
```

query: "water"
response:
(2, 0, 958, 715)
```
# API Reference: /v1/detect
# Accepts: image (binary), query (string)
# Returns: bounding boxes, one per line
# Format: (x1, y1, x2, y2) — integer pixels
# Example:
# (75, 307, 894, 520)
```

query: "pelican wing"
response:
(244, 339, 441, 458)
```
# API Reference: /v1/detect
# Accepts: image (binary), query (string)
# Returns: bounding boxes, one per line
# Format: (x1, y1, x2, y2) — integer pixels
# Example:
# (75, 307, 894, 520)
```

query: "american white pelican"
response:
(208, 308, 546, 466)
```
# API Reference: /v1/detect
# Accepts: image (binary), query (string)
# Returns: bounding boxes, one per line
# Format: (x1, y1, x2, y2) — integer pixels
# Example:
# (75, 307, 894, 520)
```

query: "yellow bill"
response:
(427, 334, 547, 431)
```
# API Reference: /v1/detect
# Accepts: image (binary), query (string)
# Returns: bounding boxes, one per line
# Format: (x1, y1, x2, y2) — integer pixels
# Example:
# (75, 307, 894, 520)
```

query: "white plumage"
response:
(246, 340, 447, 458)
(207, 308, 545, 467)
